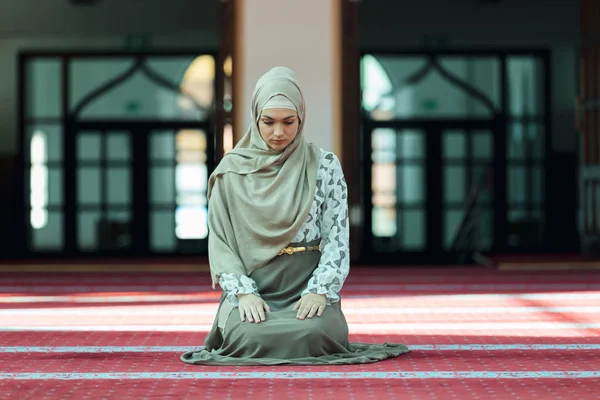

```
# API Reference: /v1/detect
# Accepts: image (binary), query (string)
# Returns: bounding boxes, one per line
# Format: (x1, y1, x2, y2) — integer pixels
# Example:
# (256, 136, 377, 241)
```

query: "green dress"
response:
(180, 242, 410, 365)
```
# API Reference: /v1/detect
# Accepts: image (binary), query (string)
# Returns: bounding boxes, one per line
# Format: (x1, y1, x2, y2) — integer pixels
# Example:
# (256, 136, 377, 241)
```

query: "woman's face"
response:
(258, 108, 300, 151)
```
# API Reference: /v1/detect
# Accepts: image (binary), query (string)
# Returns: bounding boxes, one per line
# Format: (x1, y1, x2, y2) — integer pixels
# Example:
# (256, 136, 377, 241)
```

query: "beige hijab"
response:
(207, 66, 321, 287)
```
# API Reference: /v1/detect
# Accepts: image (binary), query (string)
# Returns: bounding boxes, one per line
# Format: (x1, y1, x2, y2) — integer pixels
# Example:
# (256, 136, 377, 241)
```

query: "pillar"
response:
(232, 0, 342, 155)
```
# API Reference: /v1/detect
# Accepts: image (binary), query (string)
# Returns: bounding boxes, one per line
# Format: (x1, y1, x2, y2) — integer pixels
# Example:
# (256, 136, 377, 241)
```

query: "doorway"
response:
(364, 119, 499, 263)
(360, 50, 550, 264)
(70, 122, 212, 255)
(19, 51, 224, 257)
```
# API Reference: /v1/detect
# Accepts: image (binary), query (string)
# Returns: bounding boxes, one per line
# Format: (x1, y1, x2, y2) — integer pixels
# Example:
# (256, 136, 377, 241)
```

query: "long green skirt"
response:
(180, 241, 410, 365)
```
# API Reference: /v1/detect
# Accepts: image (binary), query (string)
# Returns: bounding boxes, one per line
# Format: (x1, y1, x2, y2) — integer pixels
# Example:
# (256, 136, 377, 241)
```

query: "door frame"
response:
(17, 50, 222, 259)
(67, 121, 213, 257)
(362, 118, 504, 265)
(358, 49, 553, 265)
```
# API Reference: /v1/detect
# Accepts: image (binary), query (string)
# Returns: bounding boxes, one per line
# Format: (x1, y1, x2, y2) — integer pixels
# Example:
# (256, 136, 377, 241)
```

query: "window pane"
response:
(444, 166, 466, 203)
(372, 129, 396, 161)
(443, 131, 466, 159)
(372, 207, 397, 237)
(151, 166, 175, 204)
(372, 163, 396, 198)
(48, 167, 63, 206)
(402, 209, 425, 249)
(78, 168, 101, 204)
(472, 165, 492, 204)
(444, 209, 464, 249)
(176, 151, 206, 163)
(78, 134, 101, 161)
(26, 125, 62, 163)
(31, 211, 63, 250)
(472, 131, 493, 160)
(177, 193, 207, 207)
(176, 206, 208, 239)
(107, 167, 130, 204)
(528, 123, 544, 160)
(508, 122, 544, 160)
(372, 191, 396, 208)
(150, 131, 175, 160)
(25, 59, 62, 118)
(399, 130, 425, 160)
(176, 164, 206, 192)
(508, 123, 524, 160)
(151, 210, 176, 251)
(107, 132, 130, 161)
(78, 211, 101, 250)
(478, 207, 494, 250)
(71, 56, 214, 121)
(400, 165, 424, 204)
(71, 59, 134, 110)
(176, 129, 206, 152)
(507, 56, 543, 117)
(30, 166, 47, 209)
(361, 55, 499, 120)
(508, 166, 526, 204)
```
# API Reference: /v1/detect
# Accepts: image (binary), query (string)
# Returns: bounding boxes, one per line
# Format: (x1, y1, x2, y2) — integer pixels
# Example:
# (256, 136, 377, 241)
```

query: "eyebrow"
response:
(262, 115, 296, 120)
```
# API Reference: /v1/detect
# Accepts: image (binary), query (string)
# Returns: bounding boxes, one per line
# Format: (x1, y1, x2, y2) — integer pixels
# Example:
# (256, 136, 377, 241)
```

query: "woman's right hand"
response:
(237, 293, 270, 323)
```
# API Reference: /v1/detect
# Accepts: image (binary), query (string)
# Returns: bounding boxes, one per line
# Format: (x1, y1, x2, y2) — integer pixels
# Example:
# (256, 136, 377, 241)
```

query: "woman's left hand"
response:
(294, 293, 327, 319)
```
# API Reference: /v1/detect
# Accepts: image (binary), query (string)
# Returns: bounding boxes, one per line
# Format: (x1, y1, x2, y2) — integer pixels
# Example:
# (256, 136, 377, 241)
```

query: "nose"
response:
(273, 124, 283, 137)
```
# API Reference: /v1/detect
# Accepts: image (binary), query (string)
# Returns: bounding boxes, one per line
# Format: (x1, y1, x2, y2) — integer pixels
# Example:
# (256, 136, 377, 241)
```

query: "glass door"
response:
(148, 128, 210, 254)
(75, 130, 133, 253)
(20, 51, 222, 257)
(441, 129, 494, 252)
(72, 126, 211, 255)
(370, 128, 427, 256)
(366, 123, 498, 263)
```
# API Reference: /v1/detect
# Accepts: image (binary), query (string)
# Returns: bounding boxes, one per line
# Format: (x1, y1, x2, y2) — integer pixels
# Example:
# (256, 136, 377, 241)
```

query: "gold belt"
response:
(278, 245, 320, 256)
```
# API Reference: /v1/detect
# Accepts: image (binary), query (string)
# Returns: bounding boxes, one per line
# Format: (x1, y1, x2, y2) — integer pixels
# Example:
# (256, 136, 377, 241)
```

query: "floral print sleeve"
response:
(218, 273, 260, 306)
(301, 152, 350, 304)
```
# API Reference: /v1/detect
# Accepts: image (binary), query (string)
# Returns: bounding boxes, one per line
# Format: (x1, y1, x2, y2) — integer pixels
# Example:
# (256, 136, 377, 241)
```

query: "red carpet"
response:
(0, 267, 599, 399)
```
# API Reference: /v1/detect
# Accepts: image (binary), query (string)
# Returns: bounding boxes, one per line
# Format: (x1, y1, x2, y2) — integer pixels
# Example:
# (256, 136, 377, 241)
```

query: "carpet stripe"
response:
(3, 283, 600, 293)
(2, 344, 600, 353)
(2, 322, 599, 332)
(2, 372, 599, 380)
(2, 306, 599, 316)
(3, 292, 600, 304)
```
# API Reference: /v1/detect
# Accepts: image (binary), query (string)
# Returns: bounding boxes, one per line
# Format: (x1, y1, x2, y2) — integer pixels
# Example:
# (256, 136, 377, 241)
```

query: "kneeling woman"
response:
(180, 67, 409, 365)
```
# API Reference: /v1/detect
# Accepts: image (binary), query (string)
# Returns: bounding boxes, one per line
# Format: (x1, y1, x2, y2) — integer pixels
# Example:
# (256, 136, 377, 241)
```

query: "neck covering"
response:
(206, 66, 321, 287)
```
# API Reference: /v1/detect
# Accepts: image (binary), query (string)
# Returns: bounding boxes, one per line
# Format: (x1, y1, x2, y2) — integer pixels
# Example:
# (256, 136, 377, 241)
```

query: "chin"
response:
(271, 142, 287, 151)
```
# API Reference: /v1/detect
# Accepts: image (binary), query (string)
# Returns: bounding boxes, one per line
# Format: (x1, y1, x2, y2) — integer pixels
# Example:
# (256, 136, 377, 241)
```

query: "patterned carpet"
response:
(0, 267, 599, 399)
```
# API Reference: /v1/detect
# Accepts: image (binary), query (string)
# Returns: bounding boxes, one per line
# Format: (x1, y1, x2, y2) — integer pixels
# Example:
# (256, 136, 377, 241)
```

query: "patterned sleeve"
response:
(302, 152, 350, 304)
(219, 273, 261, 307)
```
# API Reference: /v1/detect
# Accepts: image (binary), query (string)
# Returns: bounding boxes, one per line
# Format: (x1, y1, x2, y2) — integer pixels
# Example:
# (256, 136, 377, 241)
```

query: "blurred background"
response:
(0, 0, 591, 270)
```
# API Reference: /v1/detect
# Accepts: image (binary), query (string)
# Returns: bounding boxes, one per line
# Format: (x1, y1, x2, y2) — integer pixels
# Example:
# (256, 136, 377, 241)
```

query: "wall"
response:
(0, 0, 217, 37)
(237, 0, 339, 153)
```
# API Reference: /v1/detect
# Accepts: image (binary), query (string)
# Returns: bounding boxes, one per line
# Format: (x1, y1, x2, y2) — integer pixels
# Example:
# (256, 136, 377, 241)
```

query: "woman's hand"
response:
(294, 293, 327, 320)
(237, 293, 270, 323)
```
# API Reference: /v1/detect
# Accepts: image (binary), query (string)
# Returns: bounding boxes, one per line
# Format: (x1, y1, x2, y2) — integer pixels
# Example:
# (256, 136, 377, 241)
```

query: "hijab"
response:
(206, 66, 321, 287)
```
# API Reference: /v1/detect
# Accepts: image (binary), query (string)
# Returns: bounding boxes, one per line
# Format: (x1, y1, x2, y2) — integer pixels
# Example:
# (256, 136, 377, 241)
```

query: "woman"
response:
(180, 66, 409, 365)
